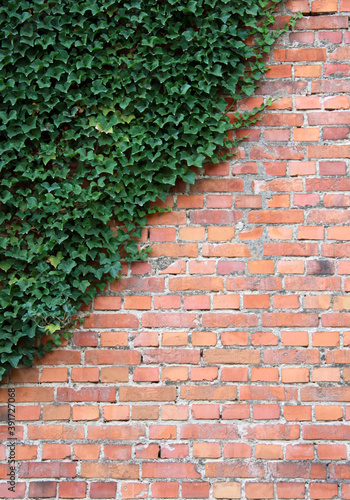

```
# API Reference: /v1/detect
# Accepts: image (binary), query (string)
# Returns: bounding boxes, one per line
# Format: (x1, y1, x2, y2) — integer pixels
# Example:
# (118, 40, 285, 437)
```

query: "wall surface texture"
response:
(1, 0, 350, 498)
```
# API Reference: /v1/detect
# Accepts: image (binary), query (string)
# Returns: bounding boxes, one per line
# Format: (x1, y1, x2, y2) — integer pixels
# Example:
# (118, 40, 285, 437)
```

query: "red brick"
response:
(253, 404, 280, 420)
(264, 349, 319, 364)
(221, 367, 249, 382)
(315, 406, 343, 421)
(100, 331, 128, 346)
(222, 404, 250, 420)
(189, 260, 216, 274)
(273, 295, 300, 309)
(57, 387, 115, 403)
(246, 483, 274, 499)
(244, 294, 271, 309)
(160, 444, 188, 459)
(295, 96, 321, 109)
(296, 15, 348, 30)
(143, 348, 199, 364)
(119, 387, 176, 402)
(284, 405, 312, 421)
(213, 483, 241, 499)
(221, 331, 248, 345)
(190, 179, 243, 193)
(250, 331, 276, 346)
(281, 330, 308, 346)
(274, 48, 326, 61)
(73, 444, 100, 460)
(190, 210, 243, 225)
(318, 444, 347, 460)
(87, 425, 145, 441)
(14, 406, 41, 421)
(255, 444, 283, 459)
(154, 295, 181, 309)
(161, 405, 189, 421)
(192, 404, 220, 420)
(0, 387, 53, 403)
(143, 463, 200, 479)
(266, 195, 290, 208)
(135, 444, 159, 459)
(268, 227, 293, 240)
(269, 462, 326, 479)
(341, 0, 350, 11)
(42, 405, 71, 421)
(286, 444, 314, 460)
(133, 367, 159, 382)
(94, 296, 121, 310)
(313, 331, 339, 346)
(262, 312, 318, 327)
(223, 443, 252, 458)
(142, 312, 198, 328)
(249, 210, 304, 224)
(121, 483, 148, 499)
(90, 482, 117, 499)
(130, 261, 152, 274)
(124, 295, 152, 310)
(240, 386, 297, 402)
(277, 483, 305, 498)
(179, 227, 205, 241)
(184, 295, 210, 310)
(149, 424, 177, 439)
(248, 260, 274, 274)
(309, 483, 338, 499)
(162, 331, 188, 345)
(205, 462, 264, 478)
(111, 277, 165, 292)
(251, 367, 279, 382)
(131, 405, 159, 420)
(266, 65, 292, 79)
(304, 295, 331, 309)
(161, 366, 188, 382)
(159, 260, 186, 275)
(191, 367, 218, 381)
(203, 243, 250, 257)
(182, 483, 210, 498)
(203, 161, 230, 175)
(301, 387, 350, 402)
(19, 462, 76, 478)
(100, 367, 129, 383)
(81, 462, 139, 479)
(151, 482, 179, 498)
(71, 367, 99, 383)
(14, 445, 37, 460)
(202, 313, 258, 328)
(264, 243, 317, 256)
(236, 195, 262, 208)
(293, 128, 320, 142)
(177, 195, 203, 208)
(295, 65, 321, 78)
(213, 294, 240, 309)
(28, 482, 57, 498)
(180, 385, 237, 401)
(42, 444, 71, 460)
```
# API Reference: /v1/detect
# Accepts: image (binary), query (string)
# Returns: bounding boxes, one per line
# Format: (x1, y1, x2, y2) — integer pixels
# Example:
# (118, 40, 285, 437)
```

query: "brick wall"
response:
(1, 0, 350, 498)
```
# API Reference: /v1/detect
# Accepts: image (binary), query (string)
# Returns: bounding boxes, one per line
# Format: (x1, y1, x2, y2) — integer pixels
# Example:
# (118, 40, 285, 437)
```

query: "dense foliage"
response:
(0, 0, 294, 379)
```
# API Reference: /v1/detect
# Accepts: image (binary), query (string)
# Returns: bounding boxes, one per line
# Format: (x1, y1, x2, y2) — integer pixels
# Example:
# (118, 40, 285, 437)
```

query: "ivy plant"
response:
(0, 0, 296, 379)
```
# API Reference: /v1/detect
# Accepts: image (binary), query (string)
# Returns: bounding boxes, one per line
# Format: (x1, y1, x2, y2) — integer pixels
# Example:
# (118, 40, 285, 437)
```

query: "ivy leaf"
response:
(47, 252, 64, 268)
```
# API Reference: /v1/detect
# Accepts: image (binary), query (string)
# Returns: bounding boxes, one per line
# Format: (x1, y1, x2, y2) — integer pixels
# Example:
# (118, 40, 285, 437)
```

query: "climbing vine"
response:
(0, 0, 297, 379)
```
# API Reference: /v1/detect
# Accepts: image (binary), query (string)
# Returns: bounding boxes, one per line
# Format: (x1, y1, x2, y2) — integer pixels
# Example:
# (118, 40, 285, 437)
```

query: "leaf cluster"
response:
(0, 0, 290, 379)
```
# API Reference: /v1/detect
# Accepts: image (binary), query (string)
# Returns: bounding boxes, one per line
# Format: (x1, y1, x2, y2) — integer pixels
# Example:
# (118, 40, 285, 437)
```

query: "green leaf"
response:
(47, 252, 64, 268)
